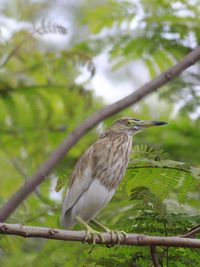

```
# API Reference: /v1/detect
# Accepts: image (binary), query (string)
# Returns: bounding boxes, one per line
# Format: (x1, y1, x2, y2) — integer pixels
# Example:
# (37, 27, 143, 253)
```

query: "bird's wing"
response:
(61, 143, 96, 221)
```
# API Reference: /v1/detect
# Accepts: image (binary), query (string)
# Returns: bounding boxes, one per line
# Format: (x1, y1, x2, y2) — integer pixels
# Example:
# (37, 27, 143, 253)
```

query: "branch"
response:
(150, 246, 161, 267)
(182, 224, 200, 238)
(0, 38, 26, 69)
(128, 165, 191, 174)
(1, 223, 200, 248)
(11, 159, 54, 207)
(1, 47, 200, 222)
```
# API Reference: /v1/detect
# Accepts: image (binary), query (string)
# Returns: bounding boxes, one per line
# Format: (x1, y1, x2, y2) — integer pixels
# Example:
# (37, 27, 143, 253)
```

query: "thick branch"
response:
(1, 47, 200, 222)
(1, 223, 200, 248)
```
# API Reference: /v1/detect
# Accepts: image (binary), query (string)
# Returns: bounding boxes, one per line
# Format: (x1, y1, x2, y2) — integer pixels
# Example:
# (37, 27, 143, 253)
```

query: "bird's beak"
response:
(136, 120, 168, 128)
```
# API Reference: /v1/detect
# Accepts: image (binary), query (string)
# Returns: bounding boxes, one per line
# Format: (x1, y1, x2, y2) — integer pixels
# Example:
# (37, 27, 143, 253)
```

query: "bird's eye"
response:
(125, 120, 135, 126)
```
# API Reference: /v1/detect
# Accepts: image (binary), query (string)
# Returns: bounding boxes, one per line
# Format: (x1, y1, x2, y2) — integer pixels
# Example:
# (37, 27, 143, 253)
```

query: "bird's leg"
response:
(75, 216, 105, 245)
(90, 219, 127, 245)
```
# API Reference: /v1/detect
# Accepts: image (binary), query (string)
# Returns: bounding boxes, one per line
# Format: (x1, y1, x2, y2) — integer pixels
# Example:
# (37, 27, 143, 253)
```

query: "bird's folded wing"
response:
(61, 145, 94, 219)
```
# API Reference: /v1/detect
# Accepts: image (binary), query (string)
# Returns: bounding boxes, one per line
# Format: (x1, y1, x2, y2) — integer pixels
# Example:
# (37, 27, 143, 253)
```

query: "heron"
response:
(61, 117, 167, 243)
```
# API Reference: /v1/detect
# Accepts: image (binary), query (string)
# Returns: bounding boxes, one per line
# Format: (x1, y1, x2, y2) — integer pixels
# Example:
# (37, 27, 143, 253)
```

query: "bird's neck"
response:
(100, 129, 132, 140)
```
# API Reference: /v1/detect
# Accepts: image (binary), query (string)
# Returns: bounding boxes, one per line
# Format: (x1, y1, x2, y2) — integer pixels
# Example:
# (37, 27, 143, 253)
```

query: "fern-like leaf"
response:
(35, 20, 67, 35)
(125, 145, 200, 207)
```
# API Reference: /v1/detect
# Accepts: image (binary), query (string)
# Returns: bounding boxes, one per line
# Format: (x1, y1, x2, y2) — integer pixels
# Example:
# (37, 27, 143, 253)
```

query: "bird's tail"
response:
(60, 192, 76, 229)
(60, 209, 75, 229)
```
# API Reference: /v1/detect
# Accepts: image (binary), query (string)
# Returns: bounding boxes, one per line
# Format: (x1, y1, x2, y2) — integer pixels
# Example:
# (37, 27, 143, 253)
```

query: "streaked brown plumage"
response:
(61, 117, 167, 242)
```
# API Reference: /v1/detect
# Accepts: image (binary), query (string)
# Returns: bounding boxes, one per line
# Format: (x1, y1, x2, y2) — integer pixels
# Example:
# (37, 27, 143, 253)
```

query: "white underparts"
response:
(61, 179, 115, 228)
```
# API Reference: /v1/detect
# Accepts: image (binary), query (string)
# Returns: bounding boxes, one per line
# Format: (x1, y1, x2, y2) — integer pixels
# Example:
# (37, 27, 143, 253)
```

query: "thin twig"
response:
(0, 23, 67, 70)
(163, 219, 169, 267)
(0, 144, 53, 207)
(9, 158, 53, 206)
(150, 246, 161, 267)
(1, 47, 200, 222)
(181, 224, 200, 238)
(128, 165, 191, 174)
(0, 38, 27, 69)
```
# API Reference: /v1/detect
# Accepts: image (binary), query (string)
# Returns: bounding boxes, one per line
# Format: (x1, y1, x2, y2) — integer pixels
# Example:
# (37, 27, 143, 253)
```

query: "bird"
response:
(60, 117, 167, 244)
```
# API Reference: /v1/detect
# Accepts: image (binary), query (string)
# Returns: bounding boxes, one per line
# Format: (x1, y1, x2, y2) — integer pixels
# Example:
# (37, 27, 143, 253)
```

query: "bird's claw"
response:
(84, 229, 105, 245)
(108, 230, 128, 245)
(89, 220, 127, 246)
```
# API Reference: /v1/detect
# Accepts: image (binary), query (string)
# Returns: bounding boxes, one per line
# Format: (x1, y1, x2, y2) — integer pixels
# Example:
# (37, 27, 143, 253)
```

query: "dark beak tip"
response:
(154, 121, 168, 126)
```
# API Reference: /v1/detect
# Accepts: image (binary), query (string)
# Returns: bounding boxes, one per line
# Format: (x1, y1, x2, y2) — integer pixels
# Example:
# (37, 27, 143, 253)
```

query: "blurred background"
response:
(1, 0, 200, 266)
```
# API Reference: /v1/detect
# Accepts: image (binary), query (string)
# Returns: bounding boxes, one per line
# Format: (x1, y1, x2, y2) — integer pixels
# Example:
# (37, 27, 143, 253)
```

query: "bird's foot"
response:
(107, 229, 127, 244)
(76, 216, 105, 245)
(90, 219, 127, 245)
(84, 225, 105, 245)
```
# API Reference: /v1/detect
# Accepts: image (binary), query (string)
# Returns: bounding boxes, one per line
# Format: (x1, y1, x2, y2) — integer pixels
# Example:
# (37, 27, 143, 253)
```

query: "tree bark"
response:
(150, 246, 161, 267)
(0, 47, 200, 222)
(1, 223, 200, 248)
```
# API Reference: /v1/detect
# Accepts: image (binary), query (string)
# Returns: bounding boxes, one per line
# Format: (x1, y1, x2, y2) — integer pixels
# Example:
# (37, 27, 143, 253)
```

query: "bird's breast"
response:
(95, 134, 132, 191)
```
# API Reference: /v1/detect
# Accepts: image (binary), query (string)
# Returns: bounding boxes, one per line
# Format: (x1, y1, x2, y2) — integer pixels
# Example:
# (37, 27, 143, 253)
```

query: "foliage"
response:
(128, 145, 200, 205)
(85, 213, 200, 267)
(1, 0, 200, 267)
(85, 146, 200, 266)
(79, 0, 200, 114)
(82, 0, 198, 64)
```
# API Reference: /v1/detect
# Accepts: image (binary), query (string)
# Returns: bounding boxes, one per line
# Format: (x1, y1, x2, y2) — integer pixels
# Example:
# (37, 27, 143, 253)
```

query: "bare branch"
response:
(0, 38, 26, 69)
(182, 224, 200, 238)
(128, 165, 191, 174)
(150, 246, 161, 267)
(1, 223, 200, 248)
(9, 158, 53, 206)
(1, 47, 200, 222)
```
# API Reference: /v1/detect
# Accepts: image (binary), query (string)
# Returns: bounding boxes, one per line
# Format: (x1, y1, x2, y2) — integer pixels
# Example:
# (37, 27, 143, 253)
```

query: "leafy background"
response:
(1, 0, 200, 266)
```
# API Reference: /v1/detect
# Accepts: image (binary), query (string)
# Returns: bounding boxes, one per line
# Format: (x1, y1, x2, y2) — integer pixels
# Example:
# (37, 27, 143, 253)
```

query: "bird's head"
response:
(110, 117, 167, 135)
